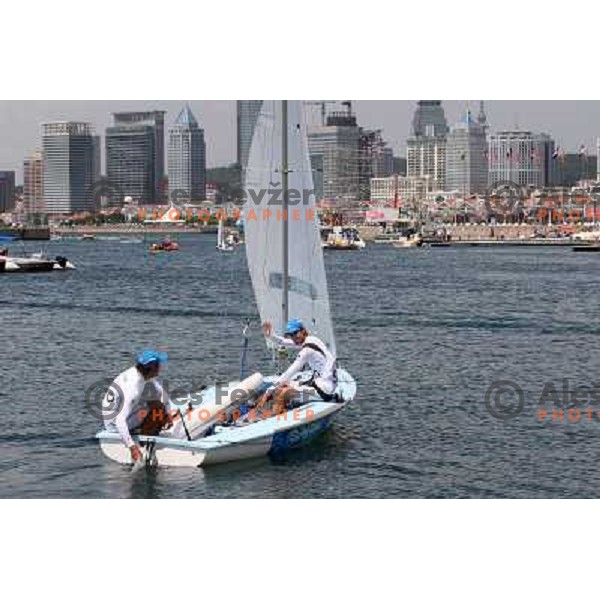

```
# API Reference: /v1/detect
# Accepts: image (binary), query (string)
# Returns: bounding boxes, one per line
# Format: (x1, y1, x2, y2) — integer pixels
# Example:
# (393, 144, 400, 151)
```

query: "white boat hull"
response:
(97, 368, 356, 468)
(1, 256, 74, 272)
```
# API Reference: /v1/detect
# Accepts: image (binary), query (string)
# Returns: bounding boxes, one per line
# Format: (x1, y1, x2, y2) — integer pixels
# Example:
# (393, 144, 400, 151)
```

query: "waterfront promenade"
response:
(53, 224, 219, 236)
(359, 223, 539, 242)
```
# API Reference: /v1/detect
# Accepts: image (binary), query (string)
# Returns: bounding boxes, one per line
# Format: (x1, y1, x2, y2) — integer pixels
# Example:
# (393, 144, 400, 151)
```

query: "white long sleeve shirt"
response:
(102, 366, 168, 448)
(269, 333, 337, 395)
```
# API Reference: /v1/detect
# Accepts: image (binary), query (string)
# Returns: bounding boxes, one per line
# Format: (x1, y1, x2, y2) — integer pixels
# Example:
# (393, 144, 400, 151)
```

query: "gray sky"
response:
(1, 100, 599, 183)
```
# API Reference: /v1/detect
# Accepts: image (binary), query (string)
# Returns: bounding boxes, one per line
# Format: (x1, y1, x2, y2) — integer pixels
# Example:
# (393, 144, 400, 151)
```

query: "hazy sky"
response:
(1, 100, 599, 183)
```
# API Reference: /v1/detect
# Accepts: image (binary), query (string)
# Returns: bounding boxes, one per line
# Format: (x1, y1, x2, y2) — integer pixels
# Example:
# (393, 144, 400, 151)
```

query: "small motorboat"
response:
(150, 239, 180, 253)
(573, 245, 600, 252)
(80, 234, 96, 241)
(0, 234, 19, 244)
(0, 249, 75, 273)
(393, 234, 423, 249)
(321, 226, 365, 250)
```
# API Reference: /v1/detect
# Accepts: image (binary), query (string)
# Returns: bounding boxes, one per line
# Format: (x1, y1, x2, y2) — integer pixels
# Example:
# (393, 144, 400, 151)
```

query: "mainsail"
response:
(244, 100, 336, 354)
(217, 218, 223, 247)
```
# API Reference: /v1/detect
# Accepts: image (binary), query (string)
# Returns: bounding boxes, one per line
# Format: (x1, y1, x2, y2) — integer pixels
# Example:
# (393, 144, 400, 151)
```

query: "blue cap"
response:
(284, 318, 304, 336)
(136, 349, 168, 367)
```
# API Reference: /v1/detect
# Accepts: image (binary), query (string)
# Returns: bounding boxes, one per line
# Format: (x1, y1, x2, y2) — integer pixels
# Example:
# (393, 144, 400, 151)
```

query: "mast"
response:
(282, 100, 289, 328)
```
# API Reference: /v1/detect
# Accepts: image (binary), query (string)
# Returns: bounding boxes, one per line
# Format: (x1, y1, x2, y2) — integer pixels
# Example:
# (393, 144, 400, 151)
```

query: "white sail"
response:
(217, 219, 223, 247)
(244, 101, 336, 353)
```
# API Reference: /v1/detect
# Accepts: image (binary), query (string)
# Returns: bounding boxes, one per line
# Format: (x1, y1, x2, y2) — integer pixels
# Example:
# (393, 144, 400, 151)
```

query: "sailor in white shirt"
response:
(102, 349, 171, 463)
(262, 318, 339, 403)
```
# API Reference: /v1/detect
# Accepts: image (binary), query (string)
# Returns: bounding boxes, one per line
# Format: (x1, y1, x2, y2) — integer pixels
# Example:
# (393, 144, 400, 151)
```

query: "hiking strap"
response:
(302, 342, 326, 357)
(302, 342, 338, 382)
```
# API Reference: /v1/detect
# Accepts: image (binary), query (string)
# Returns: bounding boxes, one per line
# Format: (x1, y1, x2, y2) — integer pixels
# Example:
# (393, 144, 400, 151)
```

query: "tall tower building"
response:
(92, 135, 102, 181)
(237, 101, 263, 170)
(488, 130, 556, 188)
(106, 111, 165, 204)
(42, 122, 95, 214)
(407, 137, 447, 189)
(411, 100, 448, 138)
(308, 109, 361, 203)
(0, 171, 16, 213)
(477, 100, 488, 133)
(23, 149, 44, 214)
(359, 129, 394, 199)
(168, 105, 206, 201)
(445, 109, 488, 195)
(407, 100, 448, 190)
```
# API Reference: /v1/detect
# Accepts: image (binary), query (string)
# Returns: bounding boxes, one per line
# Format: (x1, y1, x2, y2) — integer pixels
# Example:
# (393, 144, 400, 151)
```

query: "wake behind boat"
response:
(97, 100, 356, 468)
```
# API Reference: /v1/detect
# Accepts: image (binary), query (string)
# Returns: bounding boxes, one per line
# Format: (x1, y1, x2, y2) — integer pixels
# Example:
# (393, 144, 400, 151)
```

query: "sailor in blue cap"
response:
(262, 318, 338, 405)
(102, 349, 171, 463)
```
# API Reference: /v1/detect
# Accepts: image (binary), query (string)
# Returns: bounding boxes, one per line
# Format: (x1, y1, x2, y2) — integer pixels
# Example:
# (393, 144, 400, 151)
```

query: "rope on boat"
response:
(239, 319, 251, 380)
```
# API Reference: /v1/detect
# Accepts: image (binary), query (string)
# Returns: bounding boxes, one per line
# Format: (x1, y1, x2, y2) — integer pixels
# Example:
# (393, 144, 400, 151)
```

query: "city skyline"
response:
(1, 100, 600, 184)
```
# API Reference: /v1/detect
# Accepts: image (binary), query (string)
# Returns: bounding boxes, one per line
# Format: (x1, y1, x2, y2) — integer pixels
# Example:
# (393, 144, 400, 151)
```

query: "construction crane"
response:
(305, 100, 338, 126)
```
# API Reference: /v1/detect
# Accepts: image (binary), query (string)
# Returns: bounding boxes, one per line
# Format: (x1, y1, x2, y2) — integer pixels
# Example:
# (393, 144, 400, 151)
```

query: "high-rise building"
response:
(308, 110, 361, 203)
(393, 156, 407, 176)
(477, 101, 488, 134)
(23, 150, 44, 213)
(0, 171, 16, 213)
(412, 100, 448, 138)
(554, 153, 597, 186)
(237, 101, 263, 170)
(445, 109, 488, 195)
(92, 135, 102, 181)
(106, 111, 165, 203)
(407, 137, 447, 190)
(407, 100, 448, 190)
(382, 147, 394, 177)
(359, 129, 394, 199)
(42, 122, 95, 214)
(488, 130, 556, 189)
(168, 105, 206, 201)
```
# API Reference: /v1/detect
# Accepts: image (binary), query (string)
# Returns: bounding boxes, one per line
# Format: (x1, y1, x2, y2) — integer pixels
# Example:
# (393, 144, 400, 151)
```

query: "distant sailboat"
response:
(216, 218, 234, 252)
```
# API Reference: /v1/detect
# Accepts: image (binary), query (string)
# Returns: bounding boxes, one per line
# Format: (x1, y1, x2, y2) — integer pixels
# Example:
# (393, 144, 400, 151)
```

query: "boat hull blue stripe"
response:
(269, 416, 332, 454)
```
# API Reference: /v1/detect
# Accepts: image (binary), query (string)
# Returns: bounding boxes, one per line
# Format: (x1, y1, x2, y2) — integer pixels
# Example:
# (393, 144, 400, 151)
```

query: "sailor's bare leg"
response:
(139, 400, 171, 435)
(255, 385, 298, 417)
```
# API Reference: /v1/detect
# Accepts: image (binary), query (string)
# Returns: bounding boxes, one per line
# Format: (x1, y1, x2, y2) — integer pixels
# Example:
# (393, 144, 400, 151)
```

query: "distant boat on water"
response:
(0, 234, 19, 244)
(321, 226, 365, 250)
(573, 245, 600, 252)
(149, 239, 180, 253)
(0, 248, 75, 273)
(216, 220, 235, 252)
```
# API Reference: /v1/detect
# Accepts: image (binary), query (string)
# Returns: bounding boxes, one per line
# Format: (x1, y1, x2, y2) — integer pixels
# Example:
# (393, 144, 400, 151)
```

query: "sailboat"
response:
(216, 218, 234, 252)
(96, 101, 356, 467)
